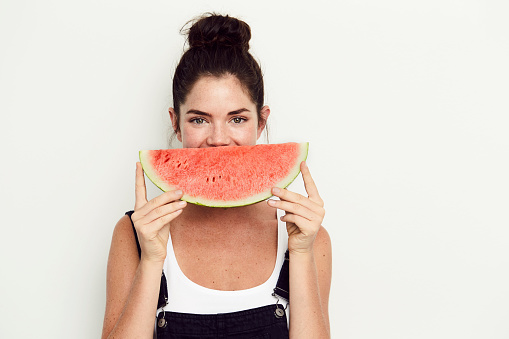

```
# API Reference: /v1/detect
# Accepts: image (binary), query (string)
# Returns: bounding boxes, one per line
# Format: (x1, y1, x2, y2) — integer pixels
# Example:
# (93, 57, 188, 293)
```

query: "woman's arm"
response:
(289, 227, 332, 338)
(101, 163, 187, 338)
(101, 216, 163, 339)
(268, 161, 332, 338)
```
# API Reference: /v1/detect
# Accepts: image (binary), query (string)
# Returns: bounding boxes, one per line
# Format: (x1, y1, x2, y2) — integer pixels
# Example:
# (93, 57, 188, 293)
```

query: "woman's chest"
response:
(170, 220, 278, 290)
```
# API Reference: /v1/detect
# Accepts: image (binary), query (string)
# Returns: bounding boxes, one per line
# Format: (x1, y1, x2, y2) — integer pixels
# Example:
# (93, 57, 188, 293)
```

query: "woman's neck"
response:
(179, 200, 275, 226)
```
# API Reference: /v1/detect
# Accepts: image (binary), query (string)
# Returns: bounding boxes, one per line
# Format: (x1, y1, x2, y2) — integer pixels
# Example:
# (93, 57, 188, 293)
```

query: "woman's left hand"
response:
(268, 161, 325, 254)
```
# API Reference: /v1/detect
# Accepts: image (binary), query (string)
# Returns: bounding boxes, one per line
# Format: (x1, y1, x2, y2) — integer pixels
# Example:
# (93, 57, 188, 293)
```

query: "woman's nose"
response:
(207, 124, 231, 146)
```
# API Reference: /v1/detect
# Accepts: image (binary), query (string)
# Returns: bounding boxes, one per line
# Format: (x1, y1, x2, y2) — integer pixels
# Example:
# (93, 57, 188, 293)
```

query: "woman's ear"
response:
(257, 105, 271, 139)
(169, 108, 182, 142)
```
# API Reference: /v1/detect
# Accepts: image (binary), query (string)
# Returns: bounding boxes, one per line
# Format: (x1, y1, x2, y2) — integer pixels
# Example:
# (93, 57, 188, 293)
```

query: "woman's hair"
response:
(171, 13, 265, 138)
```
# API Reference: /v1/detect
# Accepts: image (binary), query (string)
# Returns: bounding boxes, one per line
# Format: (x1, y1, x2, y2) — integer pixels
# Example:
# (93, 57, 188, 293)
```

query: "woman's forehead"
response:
(183, 75, 256, 113)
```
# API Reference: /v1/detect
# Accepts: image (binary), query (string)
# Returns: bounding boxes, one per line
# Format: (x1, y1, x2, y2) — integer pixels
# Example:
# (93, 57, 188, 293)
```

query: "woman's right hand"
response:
(131, 162, 187, 263)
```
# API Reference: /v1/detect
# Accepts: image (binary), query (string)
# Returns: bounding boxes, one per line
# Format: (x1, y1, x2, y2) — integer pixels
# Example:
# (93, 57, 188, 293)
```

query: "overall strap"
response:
(273, 250, 290, 302)
(125, 211, 168, 309)
(125, 210, 141, 257)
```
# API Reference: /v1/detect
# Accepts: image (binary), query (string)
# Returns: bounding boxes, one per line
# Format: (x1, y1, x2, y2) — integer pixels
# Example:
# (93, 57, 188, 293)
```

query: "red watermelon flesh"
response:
(139, 142, 308, 207)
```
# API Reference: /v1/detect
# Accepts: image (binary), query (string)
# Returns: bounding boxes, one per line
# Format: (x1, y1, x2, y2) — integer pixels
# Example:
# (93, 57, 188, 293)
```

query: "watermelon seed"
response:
(212, 177, 215, 182)
(206, 178, 209, 183)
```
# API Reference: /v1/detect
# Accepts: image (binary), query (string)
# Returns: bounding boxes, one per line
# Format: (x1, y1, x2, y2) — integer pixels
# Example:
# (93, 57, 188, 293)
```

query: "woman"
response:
(102, 13, 332, 339)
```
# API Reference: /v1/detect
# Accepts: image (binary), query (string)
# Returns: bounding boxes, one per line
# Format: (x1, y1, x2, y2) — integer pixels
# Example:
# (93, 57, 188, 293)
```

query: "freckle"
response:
(237, 276, 240, 279)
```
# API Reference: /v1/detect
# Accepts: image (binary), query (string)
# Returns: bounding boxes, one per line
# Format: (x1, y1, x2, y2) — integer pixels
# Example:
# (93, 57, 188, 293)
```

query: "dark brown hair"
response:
(171, 13, 265, 135)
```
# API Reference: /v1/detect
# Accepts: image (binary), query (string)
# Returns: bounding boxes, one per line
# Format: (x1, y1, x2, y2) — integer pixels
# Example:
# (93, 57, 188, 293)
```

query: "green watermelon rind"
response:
(139, 142, 309, 208)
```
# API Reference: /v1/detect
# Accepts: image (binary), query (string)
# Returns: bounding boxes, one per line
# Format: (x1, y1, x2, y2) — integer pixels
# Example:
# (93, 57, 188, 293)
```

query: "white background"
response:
(1, 0, 508, 338)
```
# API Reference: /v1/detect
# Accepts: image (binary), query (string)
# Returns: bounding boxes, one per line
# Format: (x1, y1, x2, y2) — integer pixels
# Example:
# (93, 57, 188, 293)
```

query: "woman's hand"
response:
(131, 162, 187, 263)
(267, 161, 325, 254)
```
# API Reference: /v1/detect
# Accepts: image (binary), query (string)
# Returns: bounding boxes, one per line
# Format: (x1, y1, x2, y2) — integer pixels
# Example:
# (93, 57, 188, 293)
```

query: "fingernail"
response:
(178, 200, 186, 206)
(272, 187, 280, 194)
(267, 200, 276, 206)
(175, 190, 183, 195)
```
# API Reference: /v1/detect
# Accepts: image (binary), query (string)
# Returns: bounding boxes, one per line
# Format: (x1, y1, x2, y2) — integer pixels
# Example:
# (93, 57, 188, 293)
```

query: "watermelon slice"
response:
(139, 142, 308, 207)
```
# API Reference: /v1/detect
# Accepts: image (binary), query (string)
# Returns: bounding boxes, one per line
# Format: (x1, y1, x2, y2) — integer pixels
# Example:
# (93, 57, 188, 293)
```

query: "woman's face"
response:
(170, 75, 270, 148)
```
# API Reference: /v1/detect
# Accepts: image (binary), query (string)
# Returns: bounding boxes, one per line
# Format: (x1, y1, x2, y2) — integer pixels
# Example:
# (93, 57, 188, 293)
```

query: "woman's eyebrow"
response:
(227, 108, 250, 115)
(186, 108, 250, 116)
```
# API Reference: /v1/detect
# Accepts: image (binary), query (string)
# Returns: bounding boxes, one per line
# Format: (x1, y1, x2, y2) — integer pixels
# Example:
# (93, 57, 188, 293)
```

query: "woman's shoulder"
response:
(314, 226, 331, 254)
(108, 213, 139, 262)
(314, 226, 332, 273)
(113, 213, 134, 239)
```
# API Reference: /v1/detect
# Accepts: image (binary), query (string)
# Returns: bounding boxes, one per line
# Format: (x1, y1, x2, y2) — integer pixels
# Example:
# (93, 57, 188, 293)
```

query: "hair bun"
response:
(187, 14, 251, 51)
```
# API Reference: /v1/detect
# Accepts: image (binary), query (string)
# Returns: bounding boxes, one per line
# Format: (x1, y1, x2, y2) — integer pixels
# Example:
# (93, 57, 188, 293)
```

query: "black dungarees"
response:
(126, 211, 290, 339)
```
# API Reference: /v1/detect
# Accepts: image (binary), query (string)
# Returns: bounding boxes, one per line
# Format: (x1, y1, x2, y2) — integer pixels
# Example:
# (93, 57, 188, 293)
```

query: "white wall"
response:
(1, 0, 508, 338)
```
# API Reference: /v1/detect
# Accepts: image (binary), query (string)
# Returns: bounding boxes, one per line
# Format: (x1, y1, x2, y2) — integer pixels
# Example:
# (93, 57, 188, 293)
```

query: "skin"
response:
(101, 74, 332, 338)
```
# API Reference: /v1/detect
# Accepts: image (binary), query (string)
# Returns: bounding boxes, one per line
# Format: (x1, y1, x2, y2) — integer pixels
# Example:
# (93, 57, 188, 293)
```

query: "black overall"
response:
(126, 211, 290, 339)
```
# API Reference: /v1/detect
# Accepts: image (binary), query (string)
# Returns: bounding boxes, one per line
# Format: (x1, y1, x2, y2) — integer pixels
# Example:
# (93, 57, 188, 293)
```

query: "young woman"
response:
(102, 13, 332, 339)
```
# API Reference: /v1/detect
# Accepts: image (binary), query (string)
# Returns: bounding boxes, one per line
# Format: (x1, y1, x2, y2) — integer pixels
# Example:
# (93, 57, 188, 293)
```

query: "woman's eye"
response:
(232, 117, 245, 124)
(191, 118, 205, 124)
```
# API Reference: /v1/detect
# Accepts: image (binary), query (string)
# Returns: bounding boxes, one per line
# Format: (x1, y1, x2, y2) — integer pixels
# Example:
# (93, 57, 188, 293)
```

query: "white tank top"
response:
(158, 208, 289, 316)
